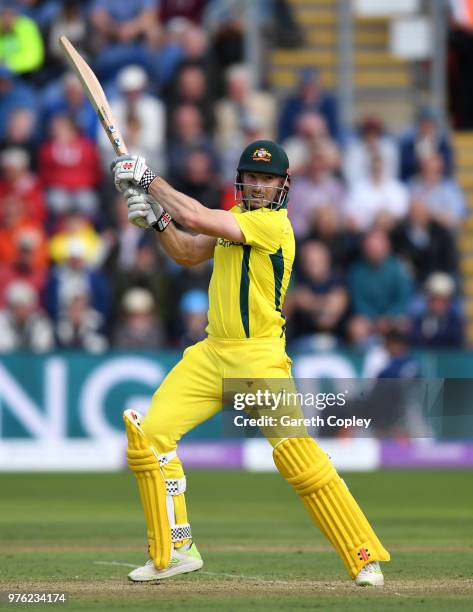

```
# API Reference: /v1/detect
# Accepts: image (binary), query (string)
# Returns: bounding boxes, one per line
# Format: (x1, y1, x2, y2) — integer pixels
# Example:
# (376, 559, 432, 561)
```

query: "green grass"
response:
(1, 470, 473, 610)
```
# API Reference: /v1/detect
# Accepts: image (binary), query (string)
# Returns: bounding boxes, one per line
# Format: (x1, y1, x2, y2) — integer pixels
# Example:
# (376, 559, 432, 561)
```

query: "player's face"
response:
(241, 171, 284, 209)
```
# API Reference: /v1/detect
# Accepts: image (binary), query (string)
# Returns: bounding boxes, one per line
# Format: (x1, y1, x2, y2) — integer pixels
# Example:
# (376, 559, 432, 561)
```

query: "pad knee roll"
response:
(273, 437, 390, 578)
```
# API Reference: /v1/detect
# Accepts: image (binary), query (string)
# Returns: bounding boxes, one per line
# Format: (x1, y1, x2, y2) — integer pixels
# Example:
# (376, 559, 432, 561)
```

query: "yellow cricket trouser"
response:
(139, 335, 389, 576)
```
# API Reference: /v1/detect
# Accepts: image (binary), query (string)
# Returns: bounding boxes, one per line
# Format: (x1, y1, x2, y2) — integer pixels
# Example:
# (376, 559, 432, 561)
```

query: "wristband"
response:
(139, 168, 157, 192)
(152, 210, 172, 232)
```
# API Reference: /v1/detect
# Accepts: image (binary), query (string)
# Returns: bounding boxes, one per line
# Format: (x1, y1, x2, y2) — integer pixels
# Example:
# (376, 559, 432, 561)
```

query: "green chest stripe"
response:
(239, 245, 251, 337)
(269, 247, 284, 311)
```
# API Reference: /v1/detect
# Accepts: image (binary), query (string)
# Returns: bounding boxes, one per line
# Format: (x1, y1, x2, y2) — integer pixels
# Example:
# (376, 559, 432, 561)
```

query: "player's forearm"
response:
(148, 177, 205, 232)
(155, 222, 196, 266)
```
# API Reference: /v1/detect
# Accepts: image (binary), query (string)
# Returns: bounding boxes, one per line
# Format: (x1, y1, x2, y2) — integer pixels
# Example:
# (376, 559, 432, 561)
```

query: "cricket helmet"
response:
(235, 139, 290, 211)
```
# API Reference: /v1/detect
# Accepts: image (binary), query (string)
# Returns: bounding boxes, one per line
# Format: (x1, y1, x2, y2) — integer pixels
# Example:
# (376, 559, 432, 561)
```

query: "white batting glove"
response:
(124, 187, 172, 232)
(112, 155, 157, 193)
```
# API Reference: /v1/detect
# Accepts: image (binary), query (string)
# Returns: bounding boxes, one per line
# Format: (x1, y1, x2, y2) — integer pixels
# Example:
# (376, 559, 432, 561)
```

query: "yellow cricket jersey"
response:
(206, 205, 295, 339)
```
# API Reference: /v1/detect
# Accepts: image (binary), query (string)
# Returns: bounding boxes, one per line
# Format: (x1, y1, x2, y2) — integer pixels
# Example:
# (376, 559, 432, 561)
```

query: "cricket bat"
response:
(58, 35, 159, 226)
(58, 35, 128, 156)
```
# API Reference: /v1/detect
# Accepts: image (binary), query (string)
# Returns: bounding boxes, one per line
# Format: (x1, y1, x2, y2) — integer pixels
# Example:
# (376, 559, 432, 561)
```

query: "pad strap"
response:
(171, 523, 192, 543)
(155, 449, 177, 466)
(165, 477, 187, 496)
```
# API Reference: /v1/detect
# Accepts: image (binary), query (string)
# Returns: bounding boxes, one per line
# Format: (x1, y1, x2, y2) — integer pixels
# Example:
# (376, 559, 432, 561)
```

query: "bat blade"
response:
(58, 35, 128, 156)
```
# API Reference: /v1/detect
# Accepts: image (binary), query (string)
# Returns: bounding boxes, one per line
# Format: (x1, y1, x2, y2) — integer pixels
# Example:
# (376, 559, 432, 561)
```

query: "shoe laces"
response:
(362, 561, 380, 574)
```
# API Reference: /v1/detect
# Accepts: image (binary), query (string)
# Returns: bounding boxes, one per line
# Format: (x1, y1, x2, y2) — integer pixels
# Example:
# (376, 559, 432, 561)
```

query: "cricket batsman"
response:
(111, 140, 390, 586)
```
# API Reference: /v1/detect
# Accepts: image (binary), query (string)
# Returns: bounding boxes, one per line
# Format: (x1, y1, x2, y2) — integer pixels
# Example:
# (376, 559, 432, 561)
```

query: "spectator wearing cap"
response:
(0, 65, 37, 141)
(343, 116, 399, 185)
(45, 238, 110, 322)
(39, 114, 101, 220)
(56, 284, 108, 352)
(98, 65, 165, 174)
(0, 3, 44, 76)
(41, 72, 99, 142)
(0, 147, 46, 224)
(399, 106, 454, 182)
(278, 67, 340, 142)
(112, 287, 165, 349)
(408, 154, 466, 230)
(345, 152, 409, 232)
(410, 272, 465, 348)
(179, 289, 208, 347)
(48, 209, 103, 266)
(347, 229, 413, 347)
(214, 64, 275, 149)
(0, 280, 54, 352)
(391, 198, 458, 284)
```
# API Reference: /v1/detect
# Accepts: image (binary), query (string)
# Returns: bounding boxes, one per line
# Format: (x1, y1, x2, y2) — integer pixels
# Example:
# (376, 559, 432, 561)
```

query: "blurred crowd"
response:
(0, 0, 467, 354)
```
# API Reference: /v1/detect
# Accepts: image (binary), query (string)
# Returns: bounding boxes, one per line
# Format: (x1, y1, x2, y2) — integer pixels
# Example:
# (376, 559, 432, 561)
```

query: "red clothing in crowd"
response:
(0, 173, 46, 224)
(39, 136, 101, 190)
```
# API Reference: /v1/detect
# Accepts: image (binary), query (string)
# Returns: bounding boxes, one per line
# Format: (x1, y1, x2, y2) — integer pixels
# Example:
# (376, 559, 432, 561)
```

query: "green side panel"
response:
(239, 245, 252, 337)
(269, 247, 284, 311)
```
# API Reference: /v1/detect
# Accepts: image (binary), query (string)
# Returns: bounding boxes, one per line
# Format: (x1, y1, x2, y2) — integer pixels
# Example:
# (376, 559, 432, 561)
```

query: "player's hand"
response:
(112, 155, 155, 193)
(124, 187, 162, 229)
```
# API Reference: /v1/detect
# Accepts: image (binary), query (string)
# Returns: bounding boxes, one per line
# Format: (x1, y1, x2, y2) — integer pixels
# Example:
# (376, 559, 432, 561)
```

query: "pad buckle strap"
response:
(165, 477, 187, 496)
(171, 523, 192, 543)
(155, 450, 177, 466)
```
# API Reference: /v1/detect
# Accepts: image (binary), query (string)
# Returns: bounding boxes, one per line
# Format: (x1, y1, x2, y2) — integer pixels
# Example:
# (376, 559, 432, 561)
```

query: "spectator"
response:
(178, 288, 208, 347)
(408, 154, 466, 229)
(47, 1, 88, 66)
(166, 64, 213, 134)
(159, 22, 210, 97)
(391, 198, 458, 283)
(167, 104, 216, 184)
(112, 287, 165, 349)
(48, 209, 103, 266)
(98, 65, 165, 173)
(110, 241, 170, 329)
(282, 111, 329, 176)
(0, 3, 44, 76)
(204, 0, 244, 96)
(399, 106, 454, 181)
(174, 149, 221, 210)
(45, 239, 110, 321)
(345, 153, 409, 231)
(89, 0, 158, 80)
(347, 229, 413, 347)
(410, 272, 464, 348)
(307, 206, 360, 275)
(285, 241, 347, 342)
(0, 194, 48, 271)
(278, 67, 340, 141)
(288, 142, 345, 240)
(56, 285, 108, 352)
(42, 72, 99, 142)
(0, 280, 54, 352)
(215, 64, 276, 149)
(343, 116, 399, 185)
(0, 229, 48, 306)
(0, 65, 37, 141)
(0, 108, 38, 166)
(17, 0, 61, 32)
(0, 147, 46, 224)
(39, 114, 101, 220)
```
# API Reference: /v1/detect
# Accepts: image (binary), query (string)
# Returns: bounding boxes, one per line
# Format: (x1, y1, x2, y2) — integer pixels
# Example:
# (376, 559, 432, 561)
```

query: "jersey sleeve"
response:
(233, 209, 283, 252)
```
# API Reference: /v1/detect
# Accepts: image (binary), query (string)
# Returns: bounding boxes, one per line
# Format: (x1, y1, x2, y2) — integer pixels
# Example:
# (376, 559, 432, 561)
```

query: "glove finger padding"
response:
(113, 155, 148, 192)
